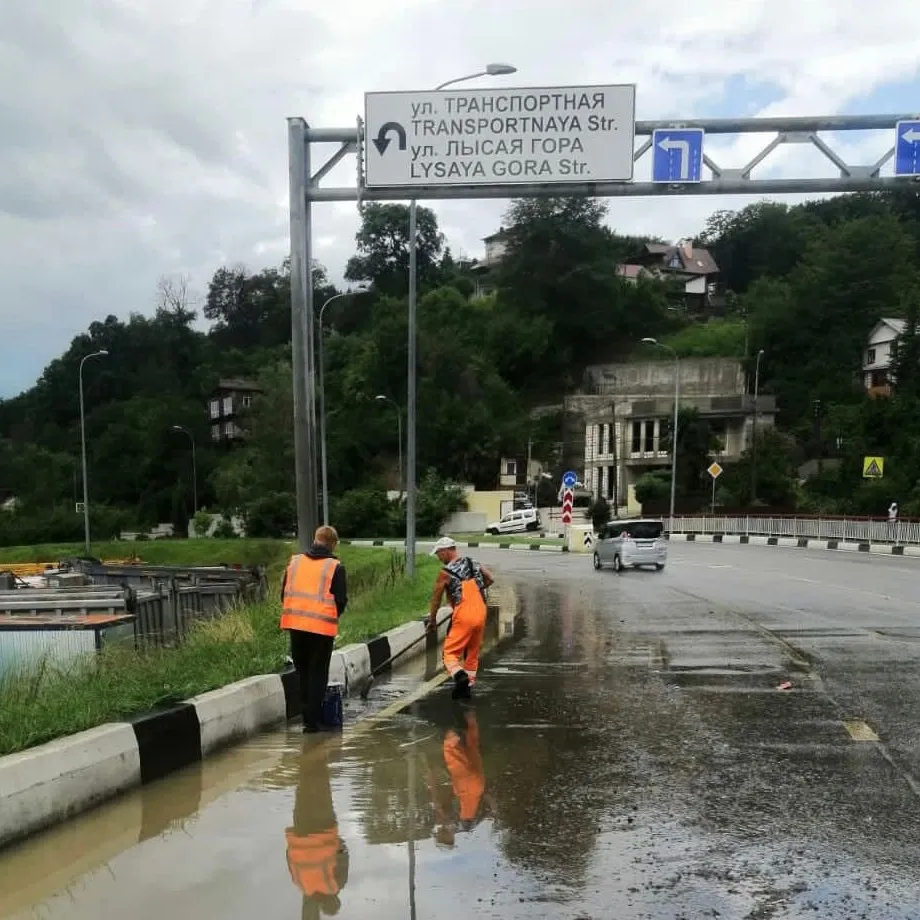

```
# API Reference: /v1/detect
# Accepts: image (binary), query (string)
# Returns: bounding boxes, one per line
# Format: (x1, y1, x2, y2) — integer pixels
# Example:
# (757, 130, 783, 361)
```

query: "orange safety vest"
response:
(280, 554, 340, 637)
(285, 827, 342, 896)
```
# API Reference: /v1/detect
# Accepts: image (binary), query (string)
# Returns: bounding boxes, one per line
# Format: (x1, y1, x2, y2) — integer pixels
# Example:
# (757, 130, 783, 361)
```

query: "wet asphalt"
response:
(2, 541, 920, 919)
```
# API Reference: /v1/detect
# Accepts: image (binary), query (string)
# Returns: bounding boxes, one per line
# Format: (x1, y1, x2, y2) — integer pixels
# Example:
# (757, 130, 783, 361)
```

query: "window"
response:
(601, 423, 610, 456)
(644, 421, 654, 453)
(223, 396, 233, 415)
(504, 460, 517, 476)
(211, 424, 220, 440)
(631, 421, 642, 453)
(209, 399, 220, 419)
(867, 347, 877, 364)
(629, 521, 664, 539)
(242, 395, 253, 408)
(224, 421, 235, 437)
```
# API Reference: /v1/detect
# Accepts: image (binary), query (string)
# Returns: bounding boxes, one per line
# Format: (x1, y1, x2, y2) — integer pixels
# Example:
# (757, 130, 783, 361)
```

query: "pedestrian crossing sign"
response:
(862, 456, 884, 479)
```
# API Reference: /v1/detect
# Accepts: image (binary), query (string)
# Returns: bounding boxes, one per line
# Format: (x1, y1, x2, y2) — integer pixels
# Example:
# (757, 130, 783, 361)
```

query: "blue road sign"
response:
(562, 470, 577, 489)
(895, 120, 920, 177)
(651, 128, 704, 183)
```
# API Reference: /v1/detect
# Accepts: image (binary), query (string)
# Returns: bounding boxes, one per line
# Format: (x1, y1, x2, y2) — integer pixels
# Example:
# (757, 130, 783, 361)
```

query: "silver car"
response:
(592, 518, 667, 573)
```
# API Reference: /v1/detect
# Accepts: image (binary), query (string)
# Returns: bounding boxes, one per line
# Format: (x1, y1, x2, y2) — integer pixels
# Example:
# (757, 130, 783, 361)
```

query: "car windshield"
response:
(624, 521, 663, 539)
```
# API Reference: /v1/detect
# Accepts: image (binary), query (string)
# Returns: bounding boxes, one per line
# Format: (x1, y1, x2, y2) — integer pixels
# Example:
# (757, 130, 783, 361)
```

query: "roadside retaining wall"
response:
(669, 532, 920, 557)
(0, 604, 467, 851)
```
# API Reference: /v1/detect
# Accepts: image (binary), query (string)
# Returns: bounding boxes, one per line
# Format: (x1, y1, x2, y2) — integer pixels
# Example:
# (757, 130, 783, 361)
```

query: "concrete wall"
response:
(582, 357, 746, 399)
(462, 489, 514, 525)
(440, 511, 487, 534)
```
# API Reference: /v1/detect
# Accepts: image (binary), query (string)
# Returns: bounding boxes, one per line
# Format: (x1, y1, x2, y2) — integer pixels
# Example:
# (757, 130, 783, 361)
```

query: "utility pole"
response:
(78, 350, 108, 555)
(750, 349, 764, 504)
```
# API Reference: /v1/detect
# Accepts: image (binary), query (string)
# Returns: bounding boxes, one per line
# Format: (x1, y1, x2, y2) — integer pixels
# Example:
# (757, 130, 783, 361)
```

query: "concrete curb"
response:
(345, 538, 569, 553)
(0, 604, 458, 851)
(668, 532, 920, 558)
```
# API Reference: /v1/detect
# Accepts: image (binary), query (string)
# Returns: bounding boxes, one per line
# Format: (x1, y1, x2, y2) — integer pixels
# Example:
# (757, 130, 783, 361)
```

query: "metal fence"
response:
(667, 514, 916, 545)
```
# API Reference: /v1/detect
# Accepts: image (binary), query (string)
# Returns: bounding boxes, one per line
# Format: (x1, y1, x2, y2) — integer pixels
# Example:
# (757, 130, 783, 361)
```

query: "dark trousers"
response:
(290, 630, 335, 729)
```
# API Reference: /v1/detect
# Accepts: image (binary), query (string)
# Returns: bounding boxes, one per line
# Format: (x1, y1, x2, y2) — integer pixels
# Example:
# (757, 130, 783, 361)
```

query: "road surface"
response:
(2, 541, 919, 919)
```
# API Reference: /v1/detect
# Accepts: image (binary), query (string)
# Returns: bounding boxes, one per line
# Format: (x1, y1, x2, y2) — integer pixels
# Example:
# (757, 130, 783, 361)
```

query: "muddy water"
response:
(3, 572, 920, 919)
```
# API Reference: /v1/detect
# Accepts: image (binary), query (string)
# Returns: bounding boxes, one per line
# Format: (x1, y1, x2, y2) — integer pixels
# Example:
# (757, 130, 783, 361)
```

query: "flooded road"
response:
(3, 542, 920, 919)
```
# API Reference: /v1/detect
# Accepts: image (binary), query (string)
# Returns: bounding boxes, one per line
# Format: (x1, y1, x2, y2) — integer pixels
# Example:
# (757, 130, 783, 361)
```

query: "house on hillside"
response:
(0, 491, 17, 513)
(619, 240, 722, 312)
(864, 318, 906, 398)
(208, 378, 262, 443)
(567, 357, 776, 513)
(470, 227, 510, 298)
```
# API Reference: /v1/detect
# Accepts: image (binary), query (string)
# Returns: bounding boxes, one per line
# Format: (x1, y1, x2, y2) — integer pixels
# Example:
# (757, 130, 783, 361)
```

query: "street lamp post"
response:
(78, 349, 108, 554)
(641, 338, 679, 525)
(405, 62, 517, 577)
(171, 425, 198, 515)
(750, 348, 765, 503)
(317, 289, 365, 525)
(375, 395, 403, 495)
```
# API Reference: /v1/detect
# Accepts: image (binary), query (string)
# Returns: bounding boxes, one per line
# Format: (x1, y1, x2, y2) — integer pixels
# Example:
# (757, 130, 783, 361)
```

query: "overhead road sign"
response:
(862, 456, 884, 479)
(363, 84, 636, 189)
(895, 120, 920, 177)
(652, 128, 704, 183)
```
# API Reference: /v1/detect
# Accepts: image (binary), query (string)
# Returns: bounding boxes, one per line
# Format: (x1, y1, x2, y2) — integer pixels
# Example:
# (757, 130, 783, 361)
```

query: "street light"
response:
(78, 349, 108, 554)
(375, 395, 403, 496)
(405, 62, 518, 577)
(171, 425, 198, 516)
(641, 338, 679, 524)
(751, 348, 765, 503)
(318, 287, 369, 524)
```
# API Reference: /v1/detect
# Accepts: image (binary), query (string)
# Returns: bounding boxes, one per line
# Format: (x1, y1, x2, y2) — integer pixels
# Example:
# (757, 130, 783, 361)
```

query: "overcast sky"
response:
(3, 1, 920, 398)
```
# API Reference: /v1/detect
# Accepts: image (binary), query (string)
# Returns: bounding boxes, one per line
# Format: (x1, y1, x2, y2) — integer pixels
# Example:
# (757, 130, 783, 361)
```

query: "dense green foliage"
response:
(6, 188, 920, 535)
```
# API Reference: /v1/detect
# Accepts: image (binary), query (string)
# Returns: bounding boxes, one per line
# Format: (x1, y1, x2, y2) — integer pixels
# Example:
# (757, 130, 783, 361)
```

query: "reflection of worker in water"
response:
(285, 744, 349, 919)
(428, 710, 486, 848)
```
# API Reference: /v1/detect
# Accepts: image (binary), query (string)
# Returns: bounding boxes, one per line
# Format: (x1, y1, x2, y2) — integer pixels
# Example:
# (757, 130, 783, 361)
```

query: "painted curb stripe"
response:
(130, 704, 201, 785)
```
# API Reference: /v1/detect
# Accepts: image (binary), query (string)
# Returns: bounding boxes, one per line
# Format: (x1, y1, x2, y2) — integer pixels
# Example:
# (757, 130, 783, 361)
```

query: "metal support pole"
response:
(751, 349, 763, 504)
(190, 435, 198, 515)
(397, 409, 404, 497)
(671, 357, 679, 525)
(78, 351, 107, 555)
(79, 366, 90, 555)
(318, 311, 329, 525)
(407, 700, 417, 920)
(406, 198, 418, 575)
(288, 118, 318, 550)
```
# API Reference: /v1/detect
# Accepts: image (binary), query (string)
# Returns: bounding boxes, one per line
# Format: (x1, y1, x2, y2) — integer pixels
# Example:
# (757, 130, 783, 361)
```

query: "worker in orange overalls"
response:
(281, 525, 348, 733)
(285, 742, 349, 918)
(428, 709, 486, 848)
(427, 536, 494, 699)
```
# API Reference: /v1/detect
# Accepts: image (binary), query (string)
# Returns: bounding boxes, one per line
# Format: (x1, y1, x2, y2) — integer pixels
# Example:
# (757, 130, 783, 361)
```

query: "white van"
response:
(592, 518, 667, 572)
(485, 507, 540, 535)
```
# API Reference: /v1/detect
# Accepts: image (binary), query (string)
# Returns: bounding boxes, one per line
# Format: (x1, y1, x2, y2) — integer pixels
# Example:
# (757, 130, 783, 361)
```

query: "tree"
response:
(344, 203, 444, 296)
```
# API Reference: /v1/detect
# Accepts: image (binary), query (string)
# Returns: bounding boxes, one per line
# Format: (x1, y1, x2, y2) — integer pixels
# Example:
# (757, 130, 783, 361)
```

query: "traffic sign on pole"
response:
(364, 84, 636, 188)
(651, 128, 704, 183)
(707, 462, 723, 479)
(561, 487, 574, 525)
(562, 470, 578, 489)
(894, 120, 920, 177)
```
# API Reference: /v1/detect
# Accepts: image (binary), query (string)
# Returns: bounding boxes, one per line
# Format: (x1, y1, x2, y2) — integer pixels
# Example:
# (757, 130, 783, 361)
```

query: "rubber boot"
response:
(452, 670, 472, 700)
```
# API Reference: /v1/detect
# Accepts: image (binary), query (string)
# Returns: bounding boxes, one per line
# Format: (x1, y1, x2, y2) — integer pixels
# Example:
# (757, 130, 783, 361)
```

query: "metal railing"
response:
(667, 514, 916, 545)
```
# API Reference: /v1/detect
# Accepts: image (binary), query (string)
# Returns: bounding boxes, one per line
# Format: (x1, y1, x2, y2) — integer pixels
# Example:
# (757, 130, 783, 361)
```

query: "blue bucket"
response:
(322, 683, 344, 729)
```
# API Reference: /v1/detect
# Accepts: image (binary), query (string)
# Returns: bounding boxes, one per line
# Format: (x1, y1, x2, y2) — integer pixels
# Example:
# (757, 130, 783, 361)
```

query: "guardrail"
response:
(667, 514, 914, 545)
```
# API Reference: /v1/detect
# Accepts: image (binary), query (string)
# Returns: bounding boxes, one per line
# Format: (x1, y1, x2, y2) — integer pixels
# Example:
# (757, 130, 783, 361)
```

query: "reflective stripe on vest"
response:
(280, 554, 339, 636)
(285, 827, 341, 896)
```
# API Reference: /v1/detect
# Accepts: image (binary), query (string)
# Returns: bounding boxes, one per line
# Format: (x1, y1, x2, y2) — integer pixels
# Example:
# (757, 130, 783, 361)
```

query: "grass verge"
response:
(0, 540, 440, 757)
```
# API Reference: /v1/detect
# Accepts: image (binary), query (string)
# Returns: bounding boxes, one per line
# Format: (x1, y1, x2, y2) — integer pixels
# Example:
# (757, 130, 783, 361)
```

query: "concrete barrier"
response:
(190, 675, 287, 757)
(0, 724, 141, 849)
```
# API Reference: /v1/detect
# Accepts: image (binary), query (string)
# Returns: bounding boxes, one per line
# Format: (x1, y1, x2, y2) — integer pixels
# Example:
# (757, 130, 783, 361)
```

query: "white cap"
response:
(430, 536, 457, 555)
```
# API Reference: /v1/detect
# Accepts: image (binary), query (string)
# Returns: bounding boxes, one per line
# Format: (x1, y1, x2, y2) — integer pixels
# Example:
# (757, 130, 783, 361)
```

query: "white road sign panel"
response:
(364, 84, 636, 189)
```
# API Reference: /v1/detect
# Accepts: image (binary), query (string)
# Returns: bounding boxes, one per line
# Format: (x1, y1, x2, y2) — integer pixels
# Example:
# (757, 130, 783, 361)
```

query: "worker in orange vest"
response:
(285, 743, 349, 917)
(427, 536, 494, 699)
(281, 525, 348, 733)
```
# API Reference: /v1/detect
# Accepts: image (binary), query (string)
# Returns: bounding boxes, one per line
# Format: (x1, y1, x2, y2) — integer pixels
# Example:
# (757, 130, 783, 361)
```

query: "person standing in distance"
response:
(281, 525, 348, 733)
(427, 536, 494, 699)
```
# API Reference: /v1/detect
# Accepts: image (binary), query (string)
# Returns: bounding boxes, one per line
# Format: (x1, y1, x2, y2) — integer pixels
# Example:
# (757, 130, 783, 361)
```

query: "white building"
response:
(864, 318, 905, 398)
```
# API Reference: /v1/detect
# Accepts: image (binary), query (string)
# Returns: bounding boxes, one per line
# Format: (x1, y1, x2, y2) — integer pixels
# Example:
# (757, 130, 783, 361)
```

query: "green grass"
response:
(0, 540, 440, 757)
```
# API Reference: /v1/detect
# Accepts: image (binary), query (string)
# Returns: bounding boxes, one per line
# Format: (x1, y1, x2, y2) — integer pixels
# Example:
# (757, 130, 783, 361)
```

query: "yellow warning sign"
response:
(707, 462, 723, 479)
(862, 456, 884, 479)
